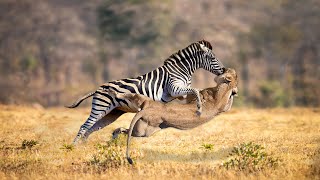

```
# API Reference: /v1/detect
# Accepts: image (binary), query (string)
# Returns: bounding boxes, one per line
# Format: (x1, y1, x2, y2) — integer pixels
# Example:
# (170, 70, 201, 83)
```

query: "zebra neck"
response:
(163, 49, 205, 77)
(189, 60, 202, 74)
(165, 56, 202, 77)
(184, 56, 203, 76)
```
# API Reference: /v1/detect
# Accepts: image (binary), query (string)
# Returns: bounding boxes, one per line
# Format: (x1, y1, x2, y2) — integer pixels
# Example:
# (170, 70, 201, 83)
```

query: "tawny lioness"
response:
(111, 68, 237, 164)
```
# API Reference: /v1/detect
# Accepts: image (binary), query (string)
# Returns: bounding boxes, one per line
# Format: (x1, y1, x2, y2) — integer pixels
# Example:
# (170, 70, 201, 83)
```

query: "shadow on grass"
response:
(140, 146, 234, 163)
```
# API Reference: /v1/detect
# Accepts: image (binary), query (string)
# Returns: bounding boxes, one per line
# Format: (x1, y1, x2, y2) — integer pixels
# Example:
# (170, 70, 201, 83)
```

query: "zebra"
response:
(67, 40, 225, 144)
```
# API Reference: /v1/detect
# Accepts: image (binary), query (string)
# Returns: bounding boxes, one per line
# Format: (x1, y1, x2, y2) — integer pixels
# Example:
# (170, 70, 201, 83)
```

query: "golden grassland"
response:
(0, 105, 319, 179)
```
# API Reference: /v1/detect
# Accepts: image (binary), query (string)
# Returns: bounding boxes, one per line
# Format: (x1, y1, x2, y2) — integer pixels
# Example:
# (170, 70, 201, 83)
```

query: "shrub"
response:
(21, 139, 39, 149)
(254, 80, 293, 107)
(87, 134, 140, 169)
(60, 144, 74, 152)
(201, 143, 214, 151)
(222, 142, 279, 172)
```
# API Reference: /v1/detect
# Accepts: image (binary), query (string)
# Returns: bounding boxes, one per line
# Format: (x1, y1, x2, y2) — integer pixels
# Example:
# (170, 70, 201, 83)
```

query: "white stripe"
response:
(148, 72, 154, 99)
(157, 67, 165, 100)
(153, 68, 159, 100)
(142, 75, 148, 96)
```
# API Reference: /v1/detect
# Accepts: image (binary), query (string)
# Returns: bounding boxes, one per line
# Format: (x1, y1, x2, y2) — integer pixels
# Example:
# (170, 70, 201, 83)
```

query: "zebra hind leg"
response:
(72, 107, 115, 145)
(112, 127, 128, 139)
(83, 109, 125, 141)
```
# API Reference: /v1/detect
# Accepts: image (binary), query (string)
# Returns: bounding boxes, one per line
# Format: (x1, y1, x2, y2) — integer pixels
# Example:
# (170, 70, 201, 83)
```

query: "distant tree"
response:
(238, 0, 320, 106)
(96, 0, 173, 79)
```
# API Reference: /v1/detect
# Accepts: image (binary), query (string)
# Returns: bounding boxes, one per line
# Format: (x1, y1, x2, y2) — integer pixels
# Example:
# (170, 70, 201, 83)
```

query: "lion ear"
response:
(224, 74, 232, 83)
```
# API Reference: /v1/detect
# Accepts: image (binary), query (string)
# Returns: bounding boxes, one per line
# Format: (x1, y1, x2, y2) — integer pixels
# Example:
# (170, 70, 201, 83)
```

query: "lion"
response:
(110, 68, 238, 164)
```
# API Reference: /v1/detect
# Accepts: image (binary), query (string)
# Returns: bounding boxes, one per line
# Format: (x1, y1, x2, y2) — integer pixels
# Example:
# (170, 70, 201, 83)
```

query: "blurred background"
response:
(0, 0, 319, 108)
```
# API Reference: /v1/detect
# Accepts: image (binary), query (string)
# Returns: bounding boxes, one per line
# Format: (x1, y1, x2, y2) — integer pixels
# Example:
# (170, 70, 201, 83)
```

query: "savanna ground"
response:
(0, 105, 319, 179)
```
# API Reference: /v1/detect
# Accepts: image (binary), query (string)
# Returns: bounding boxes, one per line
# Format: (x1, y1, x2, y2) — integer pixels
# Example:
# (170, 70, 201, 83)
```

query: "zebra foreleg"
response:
(169, 86, 202, 115)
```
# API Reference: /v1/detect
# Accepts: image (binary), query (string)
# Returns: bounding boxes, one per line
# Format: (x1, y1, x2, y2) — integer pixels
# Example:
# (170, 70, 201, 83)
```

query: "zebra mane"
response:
(198, 40, 213, 50)
(164, 40, 213, 65)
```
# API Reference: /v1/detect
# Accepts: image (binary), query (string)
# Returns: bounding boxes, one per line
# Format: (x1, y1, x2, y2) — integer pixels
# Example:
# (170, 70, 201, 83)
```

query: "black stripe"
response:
(172, 56, 188, 76)
(92, 107, 105, 112)
(162, 71, 167, 90)
(138, 80, 143, 94)
(101, 85, 109, 90)
(186, 47, 195, 69)
(92, 102, 109, 107)
(144, 72, 150, 97)
(109, 86, 123, 92)
(180, 61, 192, 75)
(150, 72, 156, 100)
(121, 78, 140, 85)
(136, 76, 143, 81)
(93, 97, 111, 105)
(115, 97, 128, 106)
(101, 85, 123, 93)
(95, 92, 116, 106)
(91, 111, 99, 116)
(182, 49, 190, 60)
(95, 91, 109, 96)
(113, 81, 136, 93)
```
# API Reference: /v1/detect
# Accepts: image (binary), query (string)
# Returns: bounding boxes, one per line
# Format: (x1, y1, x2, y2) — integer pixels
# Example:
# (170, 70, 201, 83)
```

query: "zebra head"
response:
(197, 40, 225, 75)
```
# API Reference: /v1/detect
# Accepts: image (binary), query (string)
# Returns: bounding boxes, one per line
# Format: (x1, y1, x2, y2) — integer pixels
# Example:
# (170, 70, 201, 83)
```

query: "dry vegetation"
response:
(0, 105, 319, 179)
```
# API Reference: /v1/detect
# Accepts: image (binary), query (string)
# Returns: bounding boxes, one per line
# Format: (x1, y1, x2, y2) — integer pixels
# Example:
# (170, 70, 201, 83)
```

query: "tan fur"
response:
(111, 68, 238, 164)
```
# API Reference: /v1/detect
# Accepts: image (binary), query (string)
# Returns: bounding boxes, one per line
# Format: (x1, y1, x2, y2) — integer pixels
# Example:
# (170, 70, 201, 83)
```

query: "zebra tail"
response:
(65, 91, 95, 108)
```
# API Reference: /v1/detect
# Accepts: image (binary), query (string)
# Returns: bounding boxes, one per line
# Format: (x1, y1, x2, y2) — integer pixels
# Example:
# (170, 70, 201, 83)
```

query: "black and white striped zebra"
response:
(67, 40, 225, 144)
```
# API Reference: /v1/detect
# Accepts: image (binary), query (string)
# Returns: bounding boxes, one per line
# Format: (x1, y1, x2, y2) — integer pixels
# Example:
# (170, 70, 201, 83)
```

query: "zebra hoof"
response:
(112, 128, 124, 139)
(112, 133, 119, 139)
(196, 109, 202, 116)
(72, 141, 78, 146)
(72, 137, 81, 145)
(112, 127, 128, 139)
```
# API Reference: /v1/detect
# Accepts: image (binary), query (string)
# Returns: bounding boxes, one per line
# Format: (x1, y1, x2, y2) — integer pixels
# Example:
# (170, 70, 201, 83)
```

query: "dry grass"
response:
(0, 105, 319, 179)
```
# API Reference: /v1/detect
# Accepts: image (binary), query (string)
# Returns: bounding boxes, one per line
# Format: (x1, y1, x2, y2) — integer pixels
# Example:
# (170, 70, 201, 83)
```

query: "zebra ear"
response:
(198, 43, 209, 52)
(199, 40, 213, 50)
(200, 44, 206, 51)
